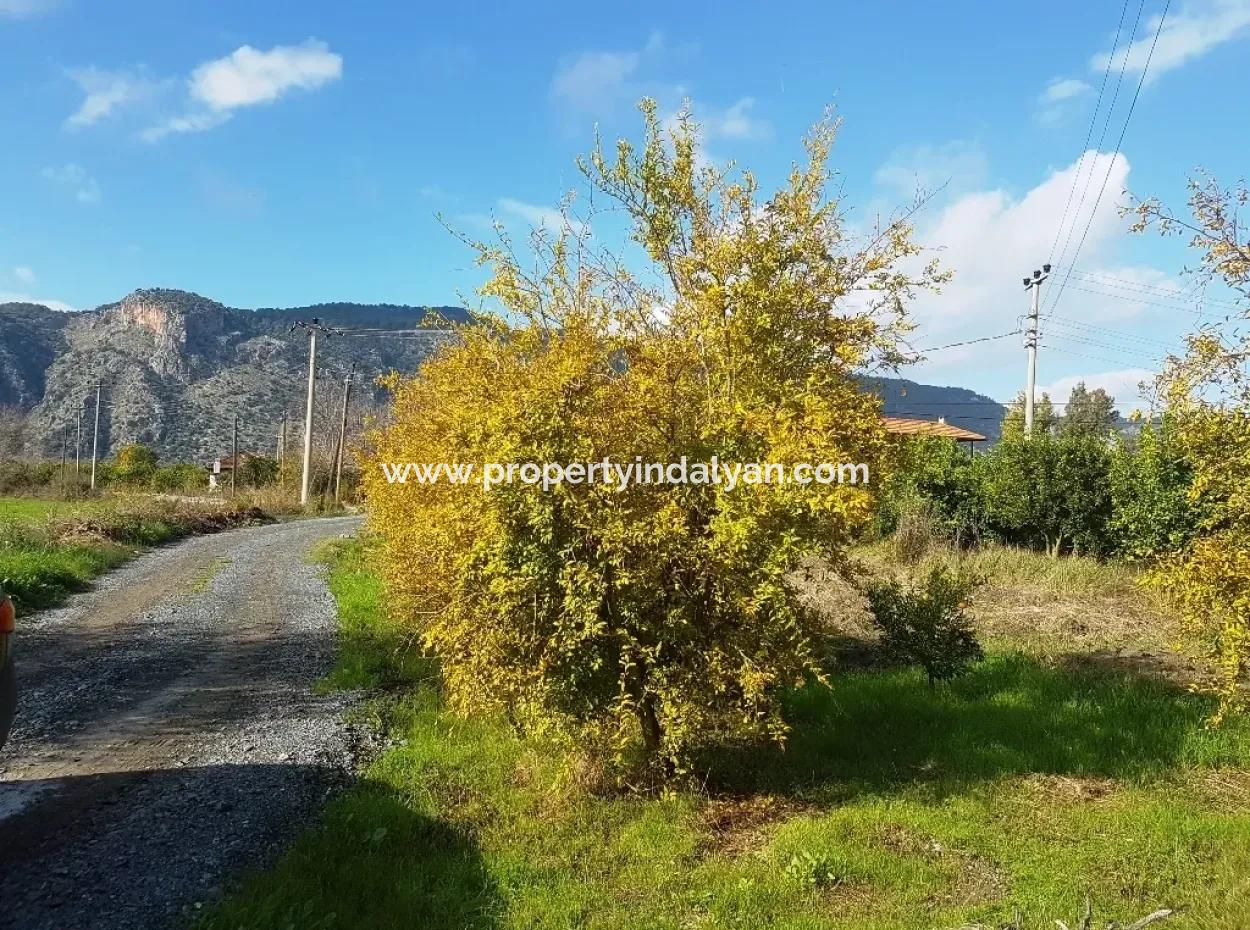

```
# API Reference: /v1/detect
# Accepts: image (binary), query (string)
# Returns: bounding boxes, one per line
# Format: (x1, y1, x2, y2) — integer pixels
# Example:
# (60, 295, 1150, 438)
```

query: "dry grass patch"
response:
(700, 795, 815, 857)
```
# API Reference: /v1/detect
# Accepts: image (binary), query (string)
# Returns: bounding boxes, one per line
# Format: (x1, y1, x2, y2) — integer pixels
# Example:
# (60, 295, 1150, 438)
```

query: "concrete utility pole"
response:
(90, 382, 101, 492)
(333, 366, 354, 505)
(74, 407, 82, 478)
(277, 415, 287, 477)
(291, 319, 342, 506)
(59, 422, 67, 496)
(1022, 264, 1051, 437)
(231, 413, 239, 498)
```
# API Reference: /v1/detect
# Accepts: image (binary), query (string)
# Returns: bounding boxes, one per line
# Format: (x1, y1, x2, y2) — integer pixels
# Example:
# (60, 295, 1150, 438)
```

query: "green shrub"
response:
(1109, 417, 1199, 561)
(866, 566, 983, 685)
(113, 444, 158, 484)
(876, 437, 985, 547)
(152, 463, 207, 492)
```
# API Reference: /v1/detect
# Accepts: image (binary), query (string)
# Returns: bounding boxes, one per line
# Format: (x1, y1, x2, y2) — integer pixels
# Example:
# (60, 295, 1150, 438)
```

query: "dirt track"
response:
(0, 515, 367, 930)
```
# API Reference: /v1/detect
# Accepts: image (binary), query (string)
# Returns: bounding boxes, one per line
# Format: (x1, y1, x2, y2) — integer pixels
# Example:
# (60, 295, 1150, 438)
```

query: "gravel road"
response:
(0, 515, 369, 930)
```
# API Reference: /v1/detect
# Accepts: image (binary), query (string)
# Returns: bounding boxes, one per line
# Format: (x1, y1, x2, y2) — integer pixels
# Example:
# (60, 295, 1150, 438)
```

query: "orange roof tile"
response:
(881, 416, 987, 441)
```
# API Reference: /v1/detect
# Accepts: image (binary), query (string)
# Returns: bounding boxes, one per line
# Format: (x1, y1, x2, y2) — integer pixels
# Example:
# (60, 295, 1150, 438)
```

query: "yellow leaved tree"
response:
(362, 101, 945, 775)
(1130, 173, 1250, 719)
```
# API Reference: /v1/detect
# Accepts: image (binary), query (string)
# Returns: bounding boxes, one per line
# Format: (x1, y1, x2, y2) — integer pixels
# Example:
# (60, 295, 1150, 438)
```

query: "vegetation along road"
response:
(0, 515, 367, 930)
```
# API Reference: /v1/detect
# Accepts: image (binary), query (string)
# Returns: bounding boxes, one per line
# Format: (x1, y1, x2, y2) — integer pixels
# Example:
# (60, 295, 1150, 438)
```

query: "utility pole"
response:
(1021, 264, 1051, 437)
(334, 366, 355, 505)
(278, 415, 287, 479)
(90, 381, 101, 492)
(231, 413, 239, 498)
(74, 406, 82, 479)
(291, 319, 341, 506)
(59, 422, 67, 496)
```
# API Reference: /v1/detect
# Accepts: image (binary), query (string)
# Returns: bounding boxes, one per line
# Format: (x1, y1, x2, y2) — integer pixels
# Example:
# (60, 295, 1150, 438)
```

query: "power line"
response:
(1060, 267, 1242, 313)
(1060, 283, 1216, 317)
(1041, 341, 1159, 368)
(1043, 320, 1178, 355)
(913, 330, 1022, 353)
(1047, 0, 1172, 319)
(336, 327, 458, 335)
(1041, 329, 1158, 356)
(1047, 0, 1133, 266)
(1048, 0, 1145, 280)
(1047, 314, 1178, 349)
(883, 400, 1084, 407)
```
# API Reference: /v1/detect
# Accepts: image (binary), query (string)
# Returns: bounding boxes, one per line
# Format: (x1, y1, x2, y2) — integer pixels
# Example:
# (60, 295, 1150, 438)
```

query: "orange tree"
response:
(362, 101, 945, 775)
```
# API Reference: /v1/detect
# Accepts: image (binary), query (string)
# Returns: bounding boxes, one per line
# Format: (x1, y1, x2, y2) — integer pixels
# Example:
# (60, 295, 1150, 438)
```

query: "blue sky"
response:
(2, 0, 1248, 409)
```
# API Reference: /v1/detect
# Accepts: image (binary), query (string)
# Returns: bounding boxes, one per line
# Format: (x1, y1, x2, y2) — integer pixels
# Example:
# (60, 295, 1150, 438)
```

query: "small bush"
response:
(866, 566, 984, 685)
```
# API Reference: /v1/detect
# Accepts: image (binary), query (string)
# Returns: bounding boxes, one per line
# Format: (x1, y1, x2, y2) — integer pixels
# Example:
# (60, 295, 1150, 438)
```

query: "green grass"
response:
(0, 494, 276, 612)
(0, 496, 103, 525)
(201, 543, 1250, 930)
(312, 539, 428, 691)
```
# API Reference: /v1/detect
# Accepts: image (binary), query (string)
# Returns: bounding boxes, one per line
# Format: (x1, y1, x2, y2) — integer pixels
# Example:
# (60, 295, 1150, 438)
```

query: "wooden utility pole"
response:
(231, 413, 239, 497)
(90, 382, 101, 492)
(333, 366, 354, 505)
(291, 319, 341, 507)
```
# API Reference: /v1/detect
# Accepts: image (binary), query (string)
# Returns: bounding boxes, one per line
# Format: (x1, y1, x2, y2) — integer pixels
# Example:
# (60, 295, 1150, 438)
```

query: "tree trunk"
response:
(637, 695, 663, 759)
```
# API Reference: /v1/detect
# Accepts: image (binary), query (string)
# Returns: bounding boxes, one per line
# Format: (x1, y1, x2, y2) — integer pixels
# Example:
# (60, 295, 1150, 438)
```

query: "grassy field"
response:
(0, 494, 281, 611)
(0, 497, 104, 525)
(201, 540, 1250, 930)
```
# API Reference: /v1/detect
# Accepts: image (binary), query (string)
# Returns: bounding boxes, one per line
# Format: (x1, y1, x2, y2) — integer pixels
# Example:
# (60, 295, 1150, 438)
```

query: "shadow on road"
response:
(194, 778, 501, 930)
(0, 762, 349, 930)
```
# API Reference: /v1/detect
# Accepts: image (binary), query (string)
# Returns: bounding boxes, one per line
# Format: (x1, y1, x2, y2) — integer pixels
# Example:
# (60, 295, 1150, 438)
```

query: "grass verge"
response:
(0, 494, 280, 611)
(202, 540, 1250, 930)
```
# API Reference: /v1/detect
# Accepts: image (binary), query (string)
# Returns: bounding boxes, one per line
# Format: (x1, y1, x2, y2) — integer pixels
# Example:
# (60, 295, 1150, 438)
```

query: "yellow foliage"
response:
(1132, 175, 1250, 717)
(362, 101, 945, 775)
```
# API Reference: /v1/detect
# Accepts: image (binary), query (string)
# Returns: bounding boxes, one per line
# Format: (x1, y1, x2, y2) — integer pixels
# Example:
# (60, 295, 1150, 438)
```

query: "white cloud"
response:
(552, 48, 644, 115)
(189, 39, 342, 110)
(40, 163, 100, 203)
(1091, 0, 1250, 83)
(1035, 77, 1092, 127)
(1040, 77, 1093, 103)
(12, 266, 35, 285)
(0, 292, 80, 313)
(140, 39, 341, 141)
(498, 197, 587, 235)
(64, 67, 158, 128)
(703, 97, 771, 141)
(890, 149, 1187, 390)
(140, 110, 230, 143)
(0, 0, 58, 18)
(1040, 368, 1155, 410)
(550, 30, 695, 123)
(874, 140, 988, 199)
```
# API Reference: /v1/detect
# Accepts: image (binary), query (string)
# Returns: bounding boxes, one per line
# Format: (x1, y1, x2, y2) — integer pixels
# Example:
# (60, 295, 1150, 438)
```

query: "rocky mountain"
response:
(1, 288, 1011, 463)
(1, 289, 467, 462)
(0, 302, 71, 410)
